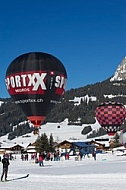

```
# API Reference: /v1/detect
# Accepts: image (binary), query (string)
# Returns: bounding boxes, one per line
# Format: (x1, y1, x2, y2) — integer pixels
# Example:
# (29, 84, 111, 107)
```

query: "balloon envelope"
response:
(5, 52, 67, 127)
(95, 101, 126, 136)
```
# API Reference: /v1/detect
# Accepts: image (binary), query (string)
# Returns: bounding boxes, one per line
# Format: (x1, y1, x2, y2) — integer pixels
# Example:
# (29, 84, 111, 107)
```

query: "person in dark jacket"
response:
(92, 150, 96, 160)
(1, 154, 10, 181)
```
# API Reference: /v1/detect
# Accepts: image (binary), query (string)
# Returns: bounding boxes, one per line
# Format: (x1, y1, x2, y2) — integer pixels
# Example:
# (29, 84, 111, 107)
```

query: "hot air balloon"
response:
(95, 101, 126, 136)
(5, 52, 67, 131)
(119, 129, 126, 147)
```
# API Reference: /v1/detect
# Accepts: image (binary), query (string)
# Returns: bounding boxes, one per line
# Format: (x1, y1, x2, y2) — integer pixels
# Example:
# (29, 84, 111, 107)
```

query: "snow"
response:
(69, 95, 97, 105)
(1, 152, 126, 190)
(0, 120, 126, 189)
(104, 94, 126, 98)
(0, 119, 110, 149)
(0, 101, 4, 107)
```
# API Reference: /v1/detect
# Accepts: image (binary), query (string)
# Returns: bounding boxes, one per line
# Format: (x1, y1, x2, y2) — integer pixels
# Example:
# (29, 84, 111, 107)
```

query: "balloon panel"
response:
(102, 126, 120, 136)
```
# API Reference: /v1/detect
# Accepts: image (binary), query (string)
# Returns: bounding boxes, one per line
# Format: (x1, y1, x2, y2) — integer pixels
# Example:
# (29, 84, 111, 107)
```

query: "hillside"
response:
(0, 77, 126, 140)
(0, 57, 126, 139)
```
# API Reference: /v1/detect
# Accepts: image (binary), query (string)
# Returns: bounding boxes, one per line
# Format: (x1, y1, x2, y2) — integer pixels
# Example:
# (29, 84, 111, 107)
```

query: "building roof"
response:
(73, 142, 96, 148)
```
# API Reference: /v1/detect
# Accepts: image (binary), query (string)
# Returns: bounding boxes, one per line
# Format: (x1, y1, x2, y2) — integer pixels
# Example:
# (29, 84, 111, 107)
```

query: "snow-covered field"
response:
(1, 152, 126, 190)
(0, 118, 126, 189)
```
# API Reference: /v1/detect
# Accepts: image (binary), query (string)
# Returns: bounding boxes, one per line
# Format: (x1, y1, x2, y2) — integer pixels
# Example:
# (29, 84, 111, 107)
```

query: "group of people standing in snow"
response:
(0, 150, 97, 181)
(21, 153, 29, 161)
(37, 151, 60, 166)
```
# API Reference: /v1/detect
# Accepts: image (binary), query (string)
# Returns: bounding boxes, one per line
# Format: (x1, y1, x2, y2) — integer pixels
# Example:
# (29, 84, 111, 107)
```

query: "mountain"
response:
(0, 56, 126, 139)
(110, 57, 126, 82)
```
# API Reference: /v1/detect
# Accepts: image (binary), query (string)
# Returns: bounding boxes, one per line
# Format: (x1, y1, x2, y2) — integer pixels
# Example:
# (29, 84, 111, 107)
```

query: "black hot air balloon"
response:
(95, 101, 126, 136)
(5, 52, 67, 130)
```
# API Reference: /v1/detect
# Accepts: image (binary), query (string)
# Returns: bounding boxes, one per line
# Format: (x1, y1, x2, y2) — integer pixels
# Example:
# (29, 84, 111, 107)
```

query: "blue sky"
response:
(0, 0, 126, 98)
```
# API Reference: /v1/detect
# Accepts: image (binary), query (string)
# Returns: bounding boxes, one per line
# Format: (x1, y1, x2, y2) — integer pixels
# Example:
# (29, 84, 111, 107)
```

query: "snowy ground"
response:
(0, 119, 126, 189)
(1, 152, 126, 190)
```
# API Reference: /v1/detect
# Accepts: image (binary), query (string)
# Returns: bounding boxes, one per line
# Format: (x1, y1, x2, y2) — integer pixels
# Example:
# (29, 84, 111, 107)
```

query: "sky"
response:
(0, 0, 126, 98)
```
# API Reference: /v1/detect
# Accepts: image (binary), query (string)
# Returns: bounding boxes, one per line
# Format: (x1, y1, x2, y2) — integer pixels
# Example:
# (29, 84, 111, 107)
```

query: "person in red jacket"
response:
(38, 153, 44, 167)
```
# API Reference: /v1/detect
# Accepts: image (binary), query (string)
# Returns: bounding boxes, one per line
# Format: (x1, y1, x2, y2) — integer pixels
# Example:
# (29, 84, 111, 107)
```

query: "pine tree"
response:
(49, 133, 55, 152)
(35, 133, 50, 153)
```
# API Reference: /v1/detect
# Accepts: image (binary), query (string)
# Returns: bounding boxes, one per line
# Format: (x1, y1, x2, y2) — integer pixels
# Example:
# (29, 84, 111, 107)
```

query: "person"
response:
(1, 154, 10, 181)
(21, 154, 24, 161)
(50, 153, 53, 161)
(38, 153, 44, 167)
(65, 152, 69, 160)
(92, 150, 96, 160)
(79, 151, 83, 161)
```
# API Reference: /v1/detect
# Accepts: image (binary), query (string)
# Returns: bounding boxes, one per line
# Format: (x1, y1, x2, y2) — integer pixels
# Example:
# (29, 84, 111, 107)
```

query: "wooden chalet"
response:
(0, 144, 25, 154)
(54, 140, 72, 154)
(90, 139, 110, 151)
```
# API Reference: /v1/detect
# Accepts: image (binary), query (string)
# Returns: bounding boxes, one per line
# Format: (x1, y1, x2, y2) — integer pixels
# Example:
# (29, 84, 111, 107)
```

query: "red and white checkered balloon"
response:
(95, 101, 126, 136)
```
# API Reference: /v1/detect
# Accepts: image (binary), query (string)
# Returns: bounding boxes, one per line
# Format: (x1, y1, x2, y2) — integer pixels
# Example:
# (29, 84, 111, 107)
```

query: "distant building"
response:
(0, 144, 25, 154)
(54, 140, 99, 155)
